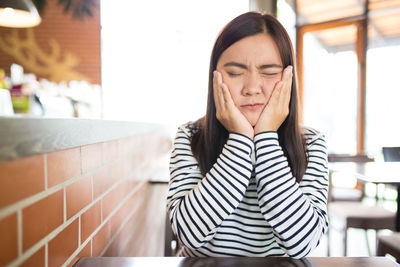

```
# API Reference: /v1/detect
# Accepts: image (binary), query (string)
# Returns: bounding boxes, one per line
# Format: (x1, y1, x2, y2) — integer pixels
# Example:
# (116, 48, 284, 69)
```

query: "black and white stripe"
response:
(166, 123, 328, 258)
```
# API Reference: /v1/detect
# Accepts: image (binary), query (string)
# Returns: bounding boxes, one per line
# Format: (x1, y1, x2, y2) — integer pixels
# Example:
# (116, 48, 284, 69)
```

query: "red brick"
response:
(92, 166, 114, 199)
(92, 222, 110, 256)
(120, 205, 148, 256)
(102, 183, 124, 220)
(121, 158, 131, 180)
(22, 190, 64, 251)
(103, 238, 119, 257)
(81, 201, 101, 243)
(20, 246, 45, 267)
(109, 182, 146, 238)
(81, 143, 102, 173)
(111, 160, 124, 182)
(120, 135, 147, 156)
(102, 140, 119, 163)
(67, 242, 91, 267)
(47, 147, 80, 187)
(0, 213, 18, 266)
(0, 155, 45, 208)
(66, 175, 92, 219)
(48, 219, 79, 267)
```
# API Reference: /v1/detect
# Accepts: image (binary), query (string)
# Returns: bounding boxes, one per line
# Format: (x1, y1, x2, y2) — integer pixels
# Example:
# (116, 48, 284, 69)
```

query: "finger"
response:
(213, 71, 223, 114)
(220, 83, 234, 107)
(213, 71, 225, 109)
(280, 66, 293, 105)
(216, 70, 223, 85)
(269, 81, 283, 106)
(216, 72, 227, 108)
(213, 71, 219, 93)
(213, 71, 218, 103)
(282, 65, 293, 82)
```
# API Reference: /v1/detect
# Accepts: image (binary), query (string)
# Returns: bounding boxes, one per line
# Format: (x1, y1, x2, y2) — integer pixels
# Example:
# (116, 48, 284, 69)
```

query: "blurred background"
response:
(1, 0, 399, 156)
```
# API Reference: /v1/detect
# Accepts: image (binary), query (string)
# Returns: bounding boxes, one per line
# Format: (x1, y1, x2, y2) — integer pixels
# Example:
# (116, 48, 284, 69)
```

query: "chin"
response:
(249, 119, 257, 127)
(244, 114, 261, 127)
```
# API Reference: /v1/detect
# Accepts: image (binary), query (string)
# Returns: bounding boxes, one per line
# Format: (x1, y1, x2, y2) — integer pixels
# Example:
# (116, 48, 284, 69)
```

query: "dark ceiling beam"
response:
(356, 0, 368, 154)
(249, 0, 277, 16)
(297, 15, 365, 33)
(356, 0, 385, 46)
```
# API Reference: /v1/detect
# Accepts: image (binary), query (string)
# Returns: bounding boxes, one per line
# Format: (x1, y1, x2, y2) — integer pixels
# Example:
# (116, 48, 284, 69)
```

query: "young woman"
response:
(167, 12, 328, 258)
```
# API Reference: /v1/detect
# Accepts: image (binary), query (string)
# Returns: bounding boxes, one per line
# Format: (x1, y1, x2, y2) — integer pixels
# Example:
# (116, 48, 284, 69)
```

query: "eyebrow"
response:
(223, 62, 283, 70)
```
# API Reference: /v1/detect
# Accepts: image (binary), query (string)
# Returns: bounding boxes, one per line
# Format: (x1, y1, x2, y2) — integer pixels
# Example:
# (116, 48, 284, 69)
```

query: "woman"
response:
(167, 12, 328, 258)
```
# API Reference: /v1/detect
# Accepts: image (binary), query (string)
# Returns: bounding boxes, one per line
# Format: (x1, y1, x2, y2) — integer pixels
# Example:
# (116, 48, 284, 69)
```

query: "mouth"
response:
(240, 103, 264, 110)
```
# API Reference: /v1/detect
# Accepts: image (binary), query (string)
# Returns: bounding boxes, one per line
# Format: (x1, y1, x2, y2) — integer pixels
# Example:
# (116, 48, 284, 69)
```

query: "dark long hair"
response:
(190, 12, 307, 182)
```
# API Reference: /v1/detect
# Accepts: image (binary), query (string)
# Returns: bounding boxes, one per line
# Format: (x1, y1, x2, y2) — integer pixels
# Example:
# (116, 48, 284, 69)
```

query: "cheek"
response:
(263, 77, 281, 98)
(223, 78, 243, 105)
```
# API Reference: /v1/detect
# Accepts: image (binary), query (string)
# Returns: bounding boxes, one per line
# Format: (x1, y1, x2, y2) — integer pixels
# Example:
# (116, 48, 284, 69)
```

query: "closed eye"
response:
(227, 72, 242, 77)
(262, 73, 279, 76)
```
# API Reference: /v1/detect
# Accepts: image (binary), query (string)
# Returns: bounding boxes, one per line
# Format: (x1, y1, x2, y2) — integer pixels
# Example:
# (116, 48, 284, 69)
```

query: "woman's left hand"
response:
(254, 65, 293, 133)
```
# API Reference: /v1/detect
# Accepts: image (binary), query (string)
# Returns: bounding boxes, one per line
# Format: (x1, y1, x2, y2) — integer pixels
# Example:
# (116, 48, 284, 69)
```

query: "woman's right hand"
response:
(213, 71, 254, 139)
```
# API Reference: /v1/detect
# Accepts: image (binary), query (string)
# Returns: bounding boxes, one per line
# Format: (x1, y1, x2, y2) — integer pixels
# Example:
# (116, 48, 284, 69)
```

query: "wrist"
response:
(242, 130, 254, 140)
(254, 125, 277, 134)
(230, 131, 254, 142)
(232, 125, 254, 139)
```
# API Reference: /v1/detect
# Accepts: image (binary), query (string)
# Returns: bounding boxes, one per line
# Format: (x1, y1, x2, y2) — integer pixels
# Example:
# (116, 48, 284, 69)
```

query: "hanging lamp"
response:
(0, 0, 41, 28)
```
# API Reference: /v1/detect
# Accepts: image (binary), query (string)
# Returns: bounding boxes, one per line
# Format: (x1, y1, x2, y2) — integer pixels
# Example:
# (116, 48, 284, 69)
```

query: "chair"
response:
(382, 147, 400, 162)
(327, 155, 396, 256)
(327, 154, 372, 203)
(328, 201, 396, 256)
(164, 214, 180, 256)
(376, 147, 400, 262)
(377, 232, 400, 263)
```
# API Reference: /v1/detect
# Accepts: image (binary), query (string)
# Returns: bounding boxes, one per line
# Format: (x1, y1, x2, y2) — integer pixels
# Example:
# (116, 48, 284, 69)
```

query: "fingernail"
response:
(286, 66, 293, 74)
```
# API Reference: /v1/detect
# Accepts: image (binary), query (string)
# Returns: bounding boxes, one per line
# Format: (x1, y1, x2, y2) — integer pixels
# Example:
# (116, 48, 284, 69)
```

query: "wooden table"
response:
(74, 257, 399, 267)
(329, 162, 400, 231)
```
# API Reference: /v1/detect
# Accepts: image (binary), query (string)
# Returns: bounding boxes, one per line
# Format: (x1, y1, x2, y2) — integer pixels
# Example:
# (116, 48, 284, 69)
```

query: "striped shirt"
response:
(166, 122, 329, 258)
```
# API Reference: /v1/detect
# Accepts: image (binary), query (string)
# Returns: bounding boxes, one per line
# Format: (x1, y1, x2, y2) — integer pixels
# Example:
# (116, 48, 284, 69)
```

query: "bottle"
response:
(0, 69, 7, 89)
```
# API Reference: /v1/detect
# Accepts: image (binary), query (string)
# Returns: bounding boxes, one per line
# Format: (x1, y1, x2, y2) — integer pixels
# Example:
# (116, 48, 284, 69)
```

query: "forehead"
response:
(219, 33, 282, 65)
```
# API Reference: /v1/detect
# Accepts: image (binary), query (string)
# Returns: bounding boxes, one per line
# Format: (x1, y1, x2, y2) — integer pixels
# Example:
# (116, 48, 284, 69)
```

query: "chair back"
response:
(327, 154, 373, 203)
(164, 214, 174, 256)
(164, 214, 180, 256)
(382, 147, 400, 162)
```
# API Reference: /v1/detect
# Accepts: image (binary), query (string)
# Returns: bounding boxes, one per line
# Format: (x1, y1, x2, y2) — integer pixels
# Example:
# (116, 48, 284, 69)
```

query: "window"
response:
(297, 0, 400, 156)
(100, 0, 248, 130)
(365, 7, 400, 156)
(302, 26, 358, 154)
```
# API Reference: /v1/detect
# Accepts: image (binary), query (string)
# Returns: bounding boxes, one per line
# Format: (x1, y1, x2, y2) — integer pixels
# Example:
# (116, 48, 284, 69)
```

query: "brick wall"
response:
(0, 132, 171, 266)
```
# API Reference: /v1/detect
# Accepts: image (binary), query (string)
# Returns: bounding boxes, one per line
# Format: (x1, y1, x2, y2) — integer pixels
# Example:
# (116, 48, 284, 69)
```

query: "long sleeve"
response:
(166, 125, 254, 249)
(254, 130, 329, 258)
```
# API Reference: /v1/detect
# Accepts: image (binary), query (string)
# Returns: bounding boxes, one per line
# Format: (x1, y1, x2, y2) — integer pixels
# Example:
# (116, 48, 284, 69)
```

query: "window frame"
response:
(296, 10, 368, 155)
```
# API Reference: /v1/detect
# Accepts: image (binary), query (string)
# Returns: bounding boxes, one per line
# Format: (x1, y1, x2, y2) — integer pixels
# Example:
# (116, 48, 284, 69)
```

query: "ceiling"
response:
(296, 0, 400, 51)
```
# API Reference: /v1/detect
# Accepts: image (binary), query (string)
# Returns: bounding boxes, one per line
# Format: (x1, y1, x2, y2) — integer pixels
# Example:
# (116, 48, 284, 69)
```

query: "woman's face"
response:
(216, 33, 283, 127)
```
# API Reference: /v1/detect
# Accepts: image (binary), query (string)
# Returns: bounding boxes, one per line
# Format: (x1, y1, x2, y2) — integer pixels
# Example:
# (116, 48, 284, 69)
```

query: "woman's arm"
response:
(254, 129, 329, 258)
(166, 125, 254, 249)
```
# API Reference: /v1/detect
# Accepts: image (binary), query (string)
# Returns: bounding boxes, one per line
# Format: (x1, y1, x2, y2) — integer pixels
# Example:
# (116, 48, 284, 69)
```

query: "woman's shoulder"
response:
(176, 120, 202, 138)
(301, 125, 326, 146)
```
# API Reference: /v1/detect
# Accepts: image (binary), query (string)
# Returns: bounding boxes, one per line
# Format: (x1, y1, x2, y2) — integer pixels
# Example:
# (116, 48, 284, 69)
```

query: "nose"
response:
(242, 72, 262, 96)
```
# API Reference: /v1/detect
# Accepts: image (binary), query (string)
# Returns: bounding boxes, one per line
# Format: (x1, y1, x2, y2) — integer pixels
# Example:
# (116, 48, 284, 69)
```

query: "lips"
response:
(240, 103, 264, 110)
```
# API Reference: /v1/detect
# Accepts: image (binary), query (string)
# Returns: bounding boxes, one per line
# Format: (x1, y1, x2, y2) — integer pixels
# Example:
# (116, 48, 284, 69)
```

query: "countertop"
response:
(0, 116, 170, 161)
